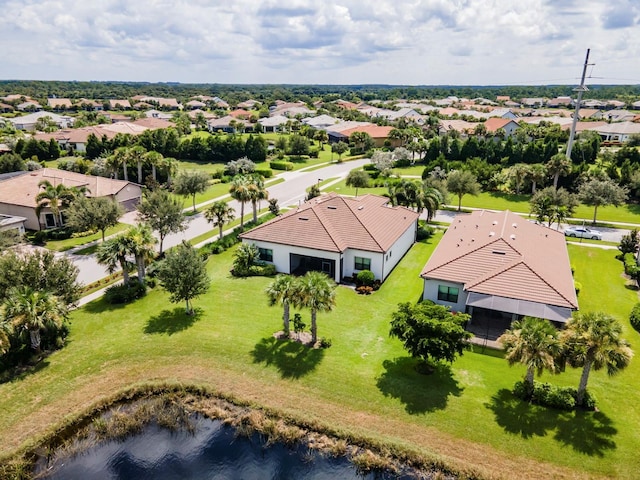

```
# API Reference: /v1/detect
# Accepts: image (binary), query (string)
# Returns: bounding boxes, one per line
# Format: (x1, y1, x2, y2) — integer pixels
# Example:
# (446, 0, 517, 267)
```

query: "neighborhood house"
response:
(0, 169, 142, 231)
(239, 193, 419, 283)
(421, 210, 578, 339)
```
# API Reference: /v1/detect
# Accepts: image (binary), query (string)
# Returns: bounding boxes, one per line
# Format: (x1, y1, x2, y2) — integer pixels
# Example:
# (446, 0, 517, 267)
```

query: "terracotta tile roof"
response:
(47, 98, 72, 108)
(240, 193, 418, 254)
(0, 169, 138, 208)
(338, 124, 394, 139)
(421, 210, 578, 309)
(483, 117, 518, 132)
(132, 117, 174, 130)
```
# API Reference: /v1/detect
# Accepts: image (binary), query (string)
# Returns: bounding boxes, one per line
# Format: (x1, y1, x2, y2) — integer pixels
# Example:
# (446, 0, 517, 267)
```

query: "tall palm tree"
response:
(96, 233, 133, 286)
(247, 174, 269, 223)
(124, 224, 157, 285)
(388, 179, 425, 212)
(293, 271, 336, 344)
(546, 153, 572, 189)
(3, 287, 67, 352)
(112, 147, 131, 181)
(345, 170, 370, 198)
(560, 311, 633, 406)
(229, 175, 252, 229)
(527, 163, 547, 194)
(35, 180, 76, 228)
(204, 200, 236, 240)
(266, 275, 296, 336)
(144, 151, 164, 182)
(497, 317, 563, 395)
(128, 145, 147, 184)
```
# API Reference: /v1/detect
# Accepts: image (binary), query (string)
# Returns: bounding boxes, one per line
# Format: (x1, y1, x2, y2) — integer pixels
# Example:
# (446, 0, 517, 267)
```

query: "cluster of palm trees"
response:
(96, 224, 157, 286)
(104, 146, 178, 184)
(266, 272, 337, 345)
(229, 173, 268, 228)
(387, 179, 445, 221)
(498, 313, 633, 407)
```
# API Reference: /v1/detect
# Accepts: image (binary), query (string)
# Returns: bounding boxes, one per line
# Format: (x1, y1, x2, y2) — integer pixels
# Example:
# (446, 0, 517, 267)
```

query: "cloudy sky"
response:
(1, 0, 638, 86)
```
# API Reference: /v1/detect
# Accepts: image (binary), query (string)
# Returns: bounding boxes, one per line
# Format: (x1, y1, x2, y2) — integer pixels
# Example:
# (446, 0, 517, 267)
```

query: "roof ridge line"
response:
(422, 237, 510, 275)
(465, 257, 523, 289)
(518, 259, 579, 309)
(310, 198, 344, 252)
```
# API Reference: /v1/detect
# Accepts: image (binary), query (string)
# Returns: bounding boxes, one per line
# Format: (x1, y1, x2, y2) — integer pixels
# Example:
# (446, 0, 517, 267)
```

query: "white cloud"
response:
(0, 0, 638, 84)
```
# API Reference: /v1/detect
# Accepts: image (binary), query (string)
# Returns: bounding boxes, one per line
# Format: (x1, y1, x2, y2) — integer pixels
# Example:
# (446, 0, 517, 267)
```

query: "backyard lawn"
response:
(39, 222, 130, 252)
(1, 234, 640, 478)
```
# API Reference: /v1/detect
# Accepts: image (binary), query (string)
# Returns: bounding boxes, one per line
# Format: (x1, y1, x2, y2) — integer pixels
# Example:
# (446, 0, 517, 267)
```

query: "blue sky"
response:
(1, 0, 638, 85)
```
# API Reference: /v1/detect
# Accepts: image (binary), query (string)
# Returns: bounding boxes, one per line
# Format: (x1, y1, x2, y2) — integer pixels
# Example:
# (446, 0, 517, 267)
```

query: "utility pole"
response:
(566, 49, 594, 161)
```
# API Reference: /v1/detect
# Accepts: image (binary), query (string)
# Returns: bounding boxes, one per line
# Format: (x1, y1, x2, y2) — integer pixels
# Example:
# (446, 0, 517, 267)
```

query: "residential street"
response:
(60, 158, 632, 287)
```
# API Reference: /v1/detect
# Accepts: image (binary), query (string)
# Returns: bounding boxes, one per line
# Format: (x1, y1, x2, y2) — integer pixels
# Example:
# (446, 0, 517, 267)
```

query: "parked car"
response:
(564, 226, 603, 240)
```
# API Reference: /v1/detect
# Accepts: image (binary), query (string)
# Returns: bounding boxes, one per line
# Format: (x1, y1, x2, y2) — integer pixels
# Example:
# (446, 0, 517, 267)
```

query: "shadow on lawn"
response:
(251, 337, 324, 379)
(144, 307, 203, 335)
(486, 389, 617, 456)
(376, 357, 463, 414)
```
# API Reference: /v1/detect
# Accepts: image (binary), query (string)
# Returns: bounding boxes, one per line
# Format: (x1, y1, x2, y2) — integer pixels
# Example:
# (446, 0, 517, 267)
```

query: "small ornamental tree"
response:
(331, 141, 348, 162)
(389, 302, 472, 370)
(137, 189, 187, 255)
(65, 196, 124, 241)
(173, 170, 210, 212)
(345, 170, 370, 197)
(618, 229, 640, 257)
(157, 242, 210, 315)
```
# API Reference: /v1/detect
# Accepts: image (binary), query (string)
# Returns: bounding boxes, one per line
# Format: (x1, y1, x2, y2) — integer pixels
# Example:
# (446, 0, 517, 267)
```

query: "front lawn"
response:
(1, 235, 640, 478)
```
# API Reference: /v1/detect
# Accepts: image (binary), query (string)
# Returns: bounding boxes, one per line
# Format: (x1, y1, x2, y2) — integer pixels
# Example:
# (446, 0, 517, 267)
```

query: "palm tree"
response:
(35, 180, 76, 228)
(143, 151, 164, 183)
(204, 200, 236, 240)
(96, 234, 133, 286)
(546, 153, 572, 189)
(527, 163, 547, 194)
(314, 130, 328, 149)
(560, 311, 633, 406)
(229, 175, 252, 229)
(124, 224, 157, 284)
(293, 271, 336, 344)
(162, 157, 179, 187)
(422, 185, 444, 222)
(388, 179, 425, 212)
(112, 146, 131, 181)
(266, 275, 296, 336)
(127, 145, 147, 184)
(247, 174, 269, 223)
(3, 287, 67, 352)
(497, 317, 563, 395)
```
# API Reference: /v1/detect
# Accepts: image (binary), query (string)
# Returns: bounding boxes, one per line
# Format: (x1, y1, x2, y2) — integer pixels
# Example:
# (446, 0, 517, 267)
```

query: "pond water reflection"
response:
(42, 417, 415, 479)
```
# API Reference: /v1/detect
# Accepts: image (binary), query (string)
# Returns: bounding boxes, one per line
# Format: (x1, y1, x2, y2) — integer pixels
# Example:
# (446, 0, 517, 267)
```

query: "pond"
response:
(40, 416, 420, 479)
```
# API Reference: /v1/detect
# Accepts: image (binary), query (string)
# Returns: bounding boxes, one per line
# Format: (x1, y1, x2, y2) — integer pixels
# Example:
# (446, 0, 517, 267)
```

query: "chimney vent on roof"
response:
(510, 234, 516, 240)
(512, 223, 517, 228)
(489, 231, 495, 236)
(298, 217, 309, 221)
(358, 206, 364, 210)
(327, 206, 337, 210)
(492, 221, 498, 225)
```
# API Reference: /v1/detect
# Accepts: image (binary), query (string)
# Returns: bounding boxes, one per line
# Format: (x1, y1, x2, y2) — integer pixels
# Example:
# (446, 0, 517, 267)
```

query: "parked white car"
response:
(564, 226, 603, 240)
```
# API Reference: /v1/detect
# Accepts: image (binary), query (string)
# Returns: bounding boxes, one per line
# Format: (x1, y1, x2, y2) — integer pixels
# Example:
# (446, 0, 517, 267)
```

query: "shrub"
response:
(363, 163, 377, 172)
(104, 281, 147, 304)
(574, 281, 582, 295)
(319, 337, 332, 348)
(417, 223, 436, 241)
(247, 263, 277, 277)
(356, 270, 375, 287)
(512, 381, 596, 411)
(309, 148, 320, 158)
(356, 285, 374, 295)
(254, 168, 273, 178)
(270, 161, 294, 171)
(630, 303, 640, 332)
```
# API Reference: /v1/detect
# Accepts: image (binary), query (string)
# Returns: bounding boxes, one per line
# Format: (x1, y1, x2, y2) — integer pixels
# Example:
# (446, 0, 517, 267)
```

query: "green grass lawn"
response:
(323, 179, 388, 197)
(459, 192, 640, 225)
(3, 235, 640, 478)
(39, 223, 130, 252)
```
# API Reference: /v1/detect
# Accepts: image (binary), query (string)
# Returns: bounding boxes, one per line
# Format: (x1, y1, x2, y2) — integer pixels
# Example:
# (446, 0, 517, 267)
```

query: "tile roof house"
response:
(47, 98, 73, 110)
(239, 193, 419, 283)
(330, 124, 396, 147)
(0, 169, 141, 230)
(483, 118, 520, 136)
(9, 111, 74, 131)
(109, 99, 132, 109)
(421, 210, 578, 339)
(587, 121, 640, 143)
